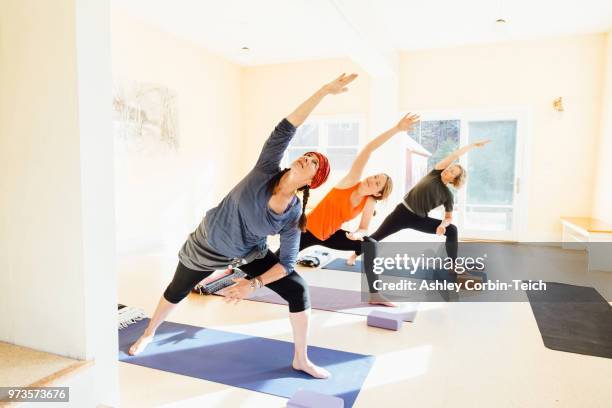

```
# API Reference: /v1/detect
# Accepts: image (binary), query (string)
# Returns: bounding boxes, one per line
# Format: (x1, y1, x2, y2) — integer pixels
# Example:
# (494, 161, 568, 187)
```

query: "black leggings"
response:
(163, 250, 310, 313)
(297, 229, 380, 293)
(355, 203, 458, 259)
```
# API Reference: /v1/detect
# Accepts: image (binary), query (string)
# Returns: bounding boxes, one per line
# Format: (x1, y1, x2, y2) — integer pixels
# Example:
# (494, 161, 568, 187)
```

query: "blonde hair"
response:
(450, 164, 467, 188)
(372, 173, 393, 201)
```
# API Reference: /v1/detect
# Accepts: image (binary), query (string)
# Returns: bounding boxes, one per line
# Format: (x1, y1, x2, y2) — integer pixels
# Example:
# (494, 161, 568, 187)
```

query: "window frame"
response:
(283, 115, 365, 171)
(401, 107, 530, 241)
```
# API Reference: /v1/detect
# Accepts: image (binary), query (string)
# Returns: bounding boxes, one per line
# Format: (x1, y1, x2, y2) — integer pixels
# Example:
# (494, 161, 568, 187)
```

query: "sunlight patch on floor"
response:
(363, 345, 433, 389)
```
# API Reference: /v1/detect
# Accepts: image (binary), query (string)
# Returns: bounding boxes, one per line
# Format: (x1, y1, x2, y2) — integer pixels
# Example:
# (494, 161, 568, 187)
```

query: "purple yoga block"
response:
(287, 389, 344, 408)
(367, 310, 402, 330)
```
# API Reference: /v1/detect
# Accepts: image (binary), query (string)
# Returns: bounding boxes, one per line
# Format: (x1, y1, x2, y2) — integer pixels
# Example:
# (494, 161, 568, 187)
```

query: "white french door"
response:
(405, 110, 528, 241)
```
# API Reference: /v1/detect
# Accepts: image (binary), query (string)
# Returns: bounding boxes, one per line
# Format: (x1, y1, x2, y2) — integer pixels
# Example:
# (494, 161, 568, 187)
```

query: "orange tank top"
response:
(306, 183, 368, 241)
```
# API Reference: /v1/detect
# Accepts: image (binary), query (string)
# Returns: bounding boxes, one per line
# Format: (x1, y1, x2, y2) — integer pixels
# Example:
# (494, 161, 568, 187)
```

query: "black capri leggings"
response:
(283, 229, 380, 293)
(163, 250, 310, 313)
(354, 203, 458, 259)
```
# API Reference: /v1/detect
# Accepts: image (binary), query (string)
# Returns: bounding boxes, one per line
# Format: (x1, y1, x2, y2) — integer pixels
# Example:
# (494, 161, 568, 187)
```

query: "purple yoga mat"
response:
(119, 319, 374, 407)
(242, 286, 418, 322)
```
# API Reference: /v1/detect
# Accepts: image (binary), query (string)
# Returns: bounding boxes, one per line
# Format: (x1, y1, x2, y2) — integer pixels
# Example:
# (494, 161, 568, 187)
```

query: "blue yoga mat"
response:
(119, 319, 375, 407)
(323, 258, 488, 283)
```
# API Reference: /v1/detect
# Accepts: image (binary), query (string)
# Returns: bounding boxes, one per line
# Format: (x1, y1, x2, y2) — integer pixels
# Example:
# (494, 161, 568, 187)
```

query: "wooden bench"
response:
(561, 217, 612, 272)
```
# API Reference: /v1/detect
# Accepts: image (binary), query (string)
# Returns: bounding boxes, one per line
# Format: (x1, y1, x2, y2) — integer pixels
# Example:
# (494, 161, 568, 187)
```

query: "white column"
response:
(368, 55, 403, 206)
(76, 0, 119, 405)
(322, 1, 404, 206)
(0, 0, 118, 405)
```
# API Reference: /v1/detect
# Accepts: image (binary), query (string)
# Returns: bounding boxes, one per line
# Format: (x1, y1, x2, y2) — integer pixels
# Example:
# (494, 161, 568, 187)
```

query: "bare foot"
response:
(292, 358, 331, 379)
(128, 333, 154, 356)
(368, 293, 397, 307)
(346, 253, 358, 266)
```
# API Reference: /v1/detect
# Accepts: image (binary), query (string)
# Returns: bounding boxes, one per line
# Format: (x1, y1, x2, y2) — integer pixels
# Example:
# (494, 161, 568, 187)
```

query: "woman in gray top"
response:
(348, 139, 490, 268)
(128, 73, 357, 379)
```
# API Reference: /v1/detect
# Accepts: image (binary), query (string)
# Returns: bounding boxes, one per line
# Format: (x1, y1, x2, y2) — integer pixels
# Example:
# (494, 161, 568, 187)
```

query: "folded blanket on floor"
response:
(118, 304, 147, 330)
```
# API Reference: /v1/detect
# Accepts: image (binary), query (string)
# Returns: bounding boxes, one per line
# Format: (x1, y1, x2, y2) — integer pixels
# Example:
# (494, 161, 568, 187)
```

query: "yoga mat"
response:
(118, 319, 374, 407)
(245, 286, 419, 322)
(321, 258, 363, 273)
(526, 282, 612, 359)
(322, 258, 487, 283)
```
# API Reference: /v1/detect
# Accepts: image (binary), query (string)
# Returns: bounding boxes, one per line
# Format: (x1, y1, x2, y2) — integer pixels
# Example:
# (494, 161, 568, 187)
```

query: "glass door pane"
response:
(327, 147, 359, 171)
(291, 123, 319, 146)
(464, 120, 517, 233)
(327, 121, 359, 171)
(406, 120, 460, 192)
(327, 122, 359, 146)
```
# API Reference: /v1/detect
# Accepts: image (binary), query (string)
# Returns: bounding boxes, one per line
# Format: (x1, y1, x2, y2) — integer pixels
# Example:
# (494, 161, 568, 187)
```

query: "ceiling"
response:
(112, 0, 612, 66)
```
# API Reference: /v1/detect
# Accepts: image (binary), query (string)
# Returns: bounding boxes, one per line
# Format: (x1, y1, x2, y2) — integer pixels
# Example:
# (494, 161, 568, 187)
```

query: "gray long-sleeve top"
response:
(179, 119, 301, 273)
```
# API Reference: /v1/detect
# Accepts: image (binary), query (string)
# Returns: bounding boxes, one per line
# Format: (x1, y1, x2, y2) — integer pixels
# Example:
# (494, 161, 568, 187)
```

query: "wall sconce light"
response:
(553, 97, 564, 112)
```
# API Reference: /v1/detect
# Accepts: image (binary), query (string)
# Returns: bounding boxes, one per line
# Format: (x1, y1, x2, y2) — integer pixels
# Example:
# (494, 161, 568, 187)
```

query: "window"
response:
(284, 118, 361, 171)
(464, 120, 517, 232)
(408, 120, 460, 174)
(403, 111, 525, 240)
(406, 120, 460, 201)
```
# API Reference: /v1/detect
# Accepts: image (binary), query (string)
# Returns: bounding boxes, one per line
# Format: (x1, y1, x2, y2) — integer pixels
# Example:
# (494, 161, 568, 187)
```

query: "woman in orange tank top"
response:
(297, 113, 421, 306)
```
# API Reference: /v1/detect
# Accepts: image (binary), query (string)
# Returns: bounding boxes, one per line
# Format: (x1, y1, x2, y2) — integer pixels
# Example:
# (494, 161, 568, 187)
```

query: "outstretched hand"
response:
(397, 113, 420, 132)
(346, 231, 365, 241)
(222, 277, 252, 305)
(473, 139, 491, 147)
(322, 73, 358, 95)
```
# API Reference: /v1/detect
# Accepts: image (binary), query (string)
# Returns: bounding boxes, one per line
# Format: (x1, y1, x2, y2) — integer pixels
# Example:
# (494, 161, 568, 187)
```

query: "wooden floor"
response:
(117, 245, 612, 408)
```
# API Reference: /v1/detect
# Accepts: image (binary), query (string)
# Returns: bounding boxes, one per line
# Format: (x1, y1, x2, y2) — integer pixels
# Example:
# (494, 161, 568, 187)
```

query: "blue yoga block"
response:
(287, 389, 344, 408)
(367, 310, 402, 331)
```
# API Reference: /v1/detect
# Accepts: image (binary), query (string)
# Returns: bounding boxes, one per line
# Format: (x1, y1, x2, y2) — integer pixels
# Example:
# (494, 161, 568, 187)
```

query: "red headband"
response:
(306, 151, 330, 189)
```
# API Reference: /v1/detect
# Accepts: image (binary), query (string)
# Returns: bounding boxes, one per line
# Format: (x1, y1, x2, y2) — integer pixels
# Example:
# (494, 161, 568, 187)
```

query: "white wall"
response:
(0, 0, 83, 357)
(111, 10, 244, 256)
(399, 34, 605, 240)
(0, 0, 118, 405)
(592, 31, 612, 223)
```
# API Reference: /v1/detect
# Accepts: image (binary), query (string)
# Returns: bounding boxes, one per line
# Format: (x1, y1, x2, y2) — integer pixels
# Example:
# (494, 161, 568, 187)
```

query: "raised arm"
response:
(434, 139, 491, 170)
(255, 73, 358, 173)
(338, 113, 420, 187)
(286, 73, 358, 127)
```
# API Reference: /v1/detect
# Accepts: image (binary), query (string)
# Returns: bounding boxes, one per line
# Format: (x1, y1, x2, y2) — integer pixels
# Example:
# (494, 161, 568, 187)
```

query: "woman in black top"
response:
(347, 139, 490, 268)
